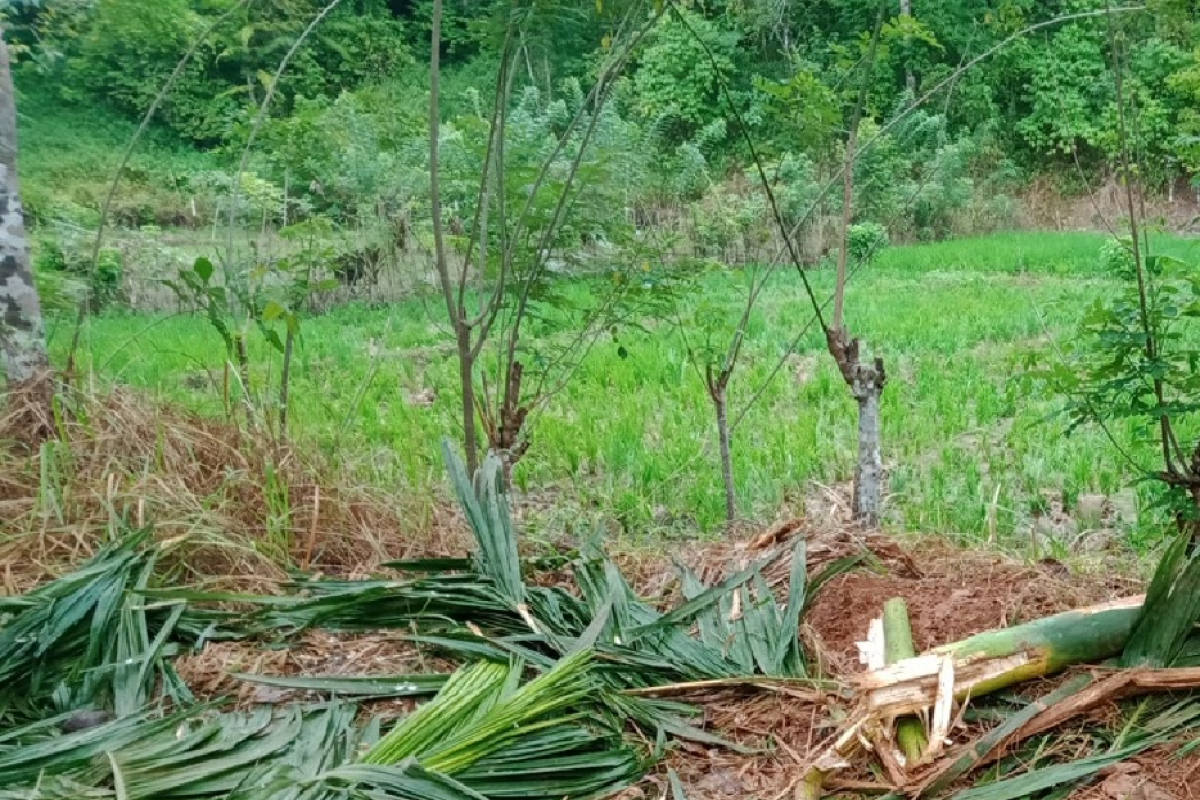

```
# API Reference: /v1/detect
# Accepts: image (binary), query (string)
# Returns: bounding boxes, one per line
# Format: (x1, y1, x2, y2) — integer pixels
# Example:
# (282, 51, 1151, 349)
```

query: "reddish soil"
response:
(805, 549, 1128, 674)
(658, 530, 1174, 800)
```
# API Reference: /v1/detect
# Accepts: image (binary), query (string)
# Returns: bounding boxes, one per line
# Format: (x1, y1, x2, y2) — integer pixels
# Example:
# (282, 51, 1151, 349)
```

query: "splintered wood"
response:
(795, 594, 1163, 799)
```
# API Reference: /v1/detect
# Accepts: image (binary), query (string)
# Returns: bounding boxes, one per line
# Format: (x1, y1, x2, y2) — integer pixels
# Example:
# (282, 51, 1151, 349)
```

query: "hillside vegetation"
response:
(11, 2, 1200, 800)
(10, 0, 1200, 546)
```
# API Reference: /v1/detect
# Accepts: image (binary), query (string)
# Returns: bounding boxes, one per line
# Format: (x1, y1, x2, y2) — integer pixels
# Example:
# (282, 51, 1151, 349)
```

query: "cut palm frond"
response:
(1122, 528, 1200, 667)
(0, 526, 185, 724)
(945, 699, 1200, 800)
(444, 443, 525, 607)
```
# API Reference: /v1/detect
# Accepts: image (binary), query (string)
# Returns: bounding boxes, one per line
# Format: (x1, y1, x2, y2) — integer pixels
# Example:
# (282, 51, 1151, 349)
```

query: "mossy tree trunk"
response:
(0, 30, 49, 388)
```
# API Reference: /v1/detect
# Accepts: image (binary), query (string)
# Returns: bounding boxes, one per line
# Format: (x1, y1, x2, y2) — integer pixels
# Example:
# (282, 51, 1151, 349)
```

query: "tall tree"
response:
(0, 29, 49, 387)
(827, 4, 888, 526)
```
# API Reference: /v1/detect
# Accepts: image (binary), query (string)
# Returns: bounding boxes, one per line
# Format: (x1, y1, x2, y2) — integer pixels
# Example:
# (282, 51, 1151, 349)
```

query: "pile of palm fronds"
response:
(0, 445, 854, 799)
(166, 444, 860, 740)
(8, 441, 1200, 800)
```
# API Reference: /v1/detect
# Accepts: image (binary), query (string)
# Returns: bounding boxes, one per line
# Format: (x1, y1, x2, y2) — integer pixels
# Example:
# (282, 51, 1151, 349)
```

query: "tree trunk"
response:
(456, 324, 479, 473)
(828, 330, 886, 526)
(853, 360, 885, 525)
(900, 0, 915, 93)
(0, 31, 49, 387)
(715, 382, 735, 524)
(279, 326, 294, 439)
(429, 0, 478, 473)
(832, 129, 855, 332)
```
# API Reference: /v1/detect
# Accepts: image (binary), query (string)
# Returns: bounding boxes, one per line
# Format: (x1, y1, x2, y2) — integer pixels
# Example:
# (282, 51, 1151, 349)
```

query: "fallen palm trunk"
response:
(856, 594, 1146, 717)
(800, 594, 1148, 798)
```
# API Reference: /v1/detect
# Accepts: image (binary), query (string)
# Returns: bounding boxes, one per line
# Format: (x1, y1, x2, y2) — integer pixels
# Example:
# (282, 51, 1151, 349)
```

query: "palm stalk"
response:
(858, 595, 1146, 717)
(882, 598, 926, 764)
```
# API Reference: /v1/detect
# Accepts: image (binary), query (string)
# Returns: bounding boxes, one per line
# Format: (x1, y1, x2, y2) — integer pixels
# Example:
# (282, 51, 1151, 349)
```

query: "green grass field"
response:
(51, 231, 1200, 551)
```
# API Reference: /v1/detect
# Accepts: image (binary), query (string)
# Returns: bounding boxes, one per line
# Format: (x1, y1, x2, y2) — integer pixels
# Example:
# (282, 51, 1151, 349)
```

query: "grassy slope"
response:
(16, 75, 217, 226)
(53, 232, 1200, 548)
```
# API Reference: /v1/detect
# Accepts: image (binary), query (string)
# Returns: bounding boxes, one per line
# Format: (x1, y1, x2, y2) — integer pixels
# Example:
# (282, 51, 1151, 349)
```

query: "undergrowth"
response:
(51, 231, 1199, 553)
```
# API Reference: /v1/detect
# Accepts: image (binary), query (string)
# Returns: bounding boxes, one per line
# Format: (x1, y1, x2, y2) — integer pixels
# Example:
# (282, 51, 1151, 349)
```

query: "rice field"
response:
(52, 230, 1200, 551)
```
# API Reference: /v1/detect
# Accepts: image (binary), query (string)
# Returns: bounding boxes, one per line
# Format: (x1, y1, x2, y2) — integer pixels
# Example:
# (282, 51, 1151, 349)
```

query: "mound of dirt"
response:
(637, 525, 1173, 800)
(805, 546, 1135, 674)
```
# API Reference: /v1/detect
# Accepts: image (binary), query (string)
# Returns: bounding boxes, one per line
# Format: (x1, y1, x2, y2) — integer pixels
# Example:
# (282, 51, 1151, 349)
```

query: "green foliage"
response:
(1099, 235, 1138, 279)
(1032, 230, 1200, 621)
(261, 81, 427, 219)
(14, 81, 215, 228)
(163, 256, 236, 355)
(1040, 244, 1200, 445)
(13, 0, 1200, 214)
(1166, 47, 1200, 174)
(753, 65, 841, 156)
(689, 184, 767, 259)
(43, 0, 412, 144)
(1016, 24, 1110, 159)
(772, 152, 822, 228)
(31, 228, 125, 311)
(0, 527, 184, 725)
(847, 221, 889, 264)
(632, 9, 738, 146)
(62, 231, 1199, 540)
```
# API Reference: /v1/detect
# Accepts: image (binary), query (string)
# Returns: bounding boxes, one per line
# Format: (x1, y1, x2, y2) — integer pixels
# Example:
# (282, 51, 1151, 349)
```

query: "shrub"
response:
(1100, 235, 1139, 281)
(848, 221, 890, 264)
(31, 229, 126, 312)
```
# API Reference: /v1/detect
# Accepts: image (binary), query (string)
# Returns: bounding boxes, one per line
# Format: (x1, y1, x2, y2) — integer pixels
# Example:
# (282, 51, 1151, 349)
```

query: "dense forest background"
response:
(10, 0, 1200, 248)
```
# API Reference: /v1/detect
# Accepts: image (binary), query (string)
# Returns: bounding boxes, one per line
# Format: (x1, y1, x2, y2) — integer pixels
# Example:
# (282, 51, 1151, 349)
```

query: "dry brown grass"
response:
(0, 384, 467, 592)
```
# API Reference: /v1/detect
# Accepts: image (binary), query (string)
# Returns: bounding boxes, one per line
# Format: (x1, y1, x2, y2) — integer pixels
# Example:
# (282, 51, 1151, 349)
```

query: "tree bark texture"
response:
(705, 364, 736, 525)
(279, 326, 294, 438)
(854, 368, 884, 525)
(484, 360, 529, 489)
(828, 329, 886, 526)
(0, 32, 49, 385)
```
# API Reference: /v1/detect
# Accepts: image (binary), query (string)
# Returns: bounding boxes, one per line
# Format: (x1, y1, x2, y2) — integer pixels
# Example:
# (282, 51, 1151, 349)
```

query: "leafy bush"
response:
(32, 235, 68, 274)
(773, 152, 821, 227)
(1100, 235, 1139, 280)
(32, 229, 125, 312)
(633, 9, 738, 146)
(91, 248, 126, 310)
(848, 222, 889, 264)
(57, 0, 411, 144)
